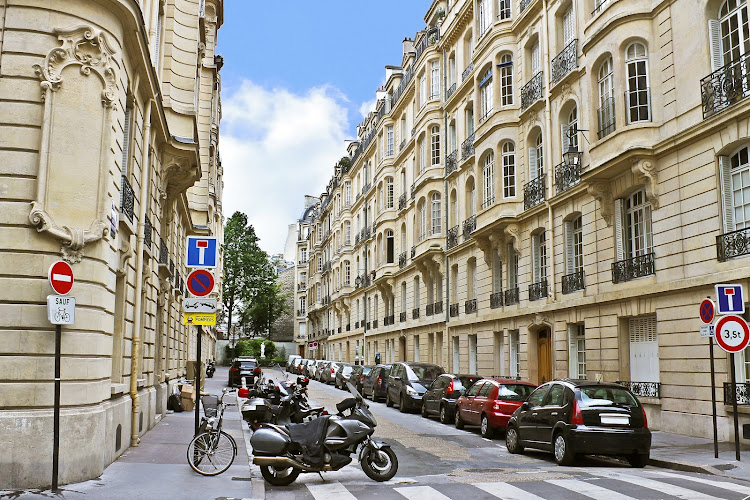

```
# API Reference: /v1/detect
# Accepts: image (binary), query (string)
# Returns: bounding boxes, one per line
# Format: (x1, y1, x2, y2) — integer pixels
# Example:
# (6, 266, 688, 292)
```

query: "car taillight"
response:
(445, 380, 454, 396)
(229, 367, 238, 372)
(377, 376, 382, 386)
(331, 368, 335, 373)
(253, 368, 261, 374)
(641, 406, 648, 428)
(360, 375, 365, 381)
(571, 400, 584, 425)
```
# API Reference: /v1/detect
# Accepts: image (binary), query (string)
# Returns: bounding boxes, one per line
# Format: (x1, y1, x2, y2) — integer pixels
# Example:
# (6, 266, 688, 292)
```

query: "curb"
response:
(648, 457, 747, 481)
(235, 393, 265, 500)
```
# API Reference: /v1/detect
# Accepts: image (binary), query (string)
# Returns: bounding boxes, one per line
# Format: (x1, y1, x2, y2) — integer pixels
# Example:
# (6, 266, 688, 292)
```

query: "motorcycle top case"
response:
(241, 397, 273, 423)
(250, 427, 291, 455)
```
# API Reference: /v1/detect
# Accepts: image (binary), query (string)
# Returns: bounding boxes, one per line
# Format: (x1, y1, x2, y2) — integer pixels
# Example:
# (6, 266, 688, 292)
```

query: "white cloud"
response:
(221, 81, 350, 255)
(358, 98, 377, 119)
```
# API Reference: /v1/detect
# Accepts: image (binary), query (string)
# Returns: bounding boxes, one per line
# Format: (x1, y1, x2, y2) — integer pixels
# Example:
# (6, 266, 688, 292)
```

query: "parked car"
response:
(289, 357, 303, 374)
(454, 378, 537, 437)
(505, 380, 651, 467)
(335, 363, 354, 389)
(311, 360, 329, 381)
(363, 364, 392, 401)
(286, 355, 301, 372)
(302, 359, 317, 378)
(351, 365, 372, 395)
(228, 358, 260, 387)
(296, 358, 311, 376)
(421, 373, 482, 424)
(320, 361, 343, 385)
(386, 362, 445, 413)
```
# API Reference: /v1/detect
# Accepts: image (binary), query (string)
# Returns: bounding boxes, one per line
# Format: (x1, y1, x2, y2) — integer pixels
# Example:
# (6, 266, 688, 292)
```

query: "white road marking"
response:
(395, 485, 451, 500)
(306, 481, 357, 500)
(546, 478, 638, 500)
(588, 470, 725, 500)
(474, 482, 546, 499)
(647, 470, 750, 496)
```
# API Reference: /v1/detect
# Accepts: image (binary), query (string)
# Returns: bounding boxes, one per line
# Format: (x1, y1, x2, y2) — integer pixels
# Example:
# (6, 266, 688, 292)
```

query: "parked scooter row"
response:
(241, 370, 326, 429)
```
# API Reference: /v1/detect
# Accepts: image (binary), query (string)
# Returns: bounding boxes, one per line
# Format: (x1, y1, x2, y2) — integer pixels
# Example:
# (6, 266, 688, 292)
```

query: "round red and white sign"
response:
(715, 315, 750, 353)
(186, 269, 214, 297)
(48, 260, 74, 295)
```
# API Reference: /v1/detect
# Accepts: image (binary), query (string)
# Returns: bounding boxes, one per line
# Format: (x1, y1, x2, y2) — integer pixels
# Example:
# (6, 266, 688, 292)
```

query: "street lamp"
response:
(563, 125, 581, 167)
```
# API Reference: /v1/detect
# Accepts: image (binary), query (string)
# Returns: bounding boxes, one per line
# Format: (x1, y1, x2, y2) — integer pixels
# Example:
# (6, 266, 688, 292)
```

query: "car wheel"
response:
(627, 452, 649, 468)
(454, 409, 465, 429)
(553, 431, 576, 466)
(421, 402, 429, 418)
(399, 394, 408, 413)
(505, 425, 523, 454)
(386, 391, 393, 407)
(480, 415, 494, 438)
(439, 405, 450, 424)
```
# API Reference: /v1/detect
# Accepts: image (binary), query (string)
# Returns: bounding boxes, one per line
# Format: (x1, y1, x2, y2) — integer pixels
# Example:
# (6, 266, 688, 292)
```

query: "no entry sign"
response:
(186, 269, 214, 297)
(715, 315, 750, 353)
(48, 261, 73, 295)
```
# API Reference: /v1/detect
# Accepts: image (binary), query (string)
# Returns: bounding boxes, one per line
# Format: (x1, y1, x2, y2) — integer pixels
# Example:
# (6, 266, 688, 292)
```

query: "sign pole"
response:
(194, 325, 202, 436)
(52, 323, 61, 491)
(730, 353, 741, 461)
(709, 337, 719, 458)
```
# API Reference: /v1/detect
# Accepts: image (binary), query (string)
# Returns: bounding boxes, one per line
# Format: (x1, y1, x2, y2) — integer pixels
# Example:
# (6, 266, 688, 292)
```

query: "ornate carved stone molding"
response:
(29, 202, 108, 263)
(632, 159, 659, 209)
(116, 237, 134, 277)
(587, 182, 614, 227)
(528, 312, 553, 330)
(504, 224, 521, 251)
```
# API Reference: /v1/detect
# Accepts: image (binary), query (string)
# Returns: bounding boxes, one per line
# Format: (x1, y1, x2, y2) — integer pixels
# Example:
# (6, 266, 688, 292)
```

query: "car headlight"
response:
(405, 386, 418, 396)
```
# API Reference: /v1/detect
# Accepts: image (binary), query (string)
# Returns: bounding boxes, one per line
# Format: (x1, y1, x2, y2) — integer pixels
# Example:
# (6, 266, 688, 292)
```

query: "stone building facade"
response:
(304, 0, 750, 443)
(0, 0, 224, 488)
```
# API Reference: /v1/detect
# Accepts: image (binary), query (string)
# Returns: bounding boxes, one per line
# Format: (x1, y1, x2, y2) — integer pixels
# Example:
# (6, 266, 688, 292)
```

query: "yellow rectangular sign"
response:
(183, 312, 216, 325)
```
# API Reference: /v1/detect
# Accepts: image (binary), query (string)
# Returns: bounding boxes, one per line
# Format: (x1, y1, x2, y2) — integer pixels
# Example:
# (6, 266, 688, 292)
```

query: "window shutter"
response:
(719, 155, 735, 233)
(154, 15, 162, 67)
(644, 204, 653, 254)
(561, 123, 570, 155)
(614, 198, 624, 261)
(565, 221, 575, 274)
(121, 107, 131, 174)
(532, 234, 541, 281)
(528, 146, 537, 180)
(568, 324, 578, 378)
(708, 20, 723, 72)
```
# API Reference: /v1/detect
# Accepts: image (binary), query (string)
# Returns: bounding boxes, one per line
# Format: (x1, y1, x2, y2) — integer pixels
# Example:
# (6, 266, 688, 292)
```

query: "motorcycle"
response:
(249, 381, 398, 486)
(242, 375, 325, 428)
(206, 360, 215, 378)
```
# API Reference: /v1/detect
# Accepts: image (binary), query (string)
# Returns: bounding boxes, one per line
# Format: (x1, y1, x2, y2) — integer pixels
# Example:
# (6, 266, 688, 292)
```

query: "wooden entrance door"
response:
(537, 330, 551, 384)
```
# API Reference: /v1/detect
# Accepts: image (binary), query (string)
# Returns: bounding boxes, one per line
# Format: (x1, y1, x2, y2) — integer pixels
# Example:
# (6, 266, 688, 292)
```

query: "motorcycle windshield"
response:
(346, 381, 363, 400)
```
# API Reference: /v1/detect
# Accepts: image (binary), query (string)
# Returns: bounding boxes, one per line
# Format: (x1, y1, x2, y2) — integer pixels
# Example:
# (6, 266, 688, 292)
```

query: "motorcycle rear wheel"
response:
(361, 446, 398, 482)
(260, 465, 300, 486)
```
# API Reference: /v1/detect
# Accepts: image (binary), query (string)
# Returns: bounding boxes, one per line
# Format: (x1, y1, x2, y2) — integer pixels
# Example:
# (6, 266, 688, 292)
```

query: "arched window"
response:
(482, 151, 495, 208)
(714, 0, 750, 69)
(466, 177, 476, 216)
(431, 193, 442, 234)
(418, 200, 427, 241)
(625, 42, 651, 123)
(479, 66, 493, 121)
(450, 189, 458, 226)
(431, 126, 441, 166)
(598, 57, 615, 137)
(499, 54, 513, 106)
(386, 230, 394, 263)
(529, 133, 544, 181)
(562, 106, 578, 154)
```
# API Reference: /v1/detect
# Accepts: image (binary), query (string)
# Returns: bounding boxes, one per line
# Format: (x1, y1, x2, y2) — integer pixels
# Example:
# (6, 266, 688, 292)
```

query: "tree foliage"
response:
(245, 281, 289, 339)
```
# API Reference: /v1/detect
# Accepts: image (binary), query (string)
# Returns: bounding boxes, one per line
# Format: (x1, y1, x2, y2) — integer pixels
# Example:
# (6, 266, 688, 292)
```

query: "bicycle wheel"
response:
(187, 430, 237, 476)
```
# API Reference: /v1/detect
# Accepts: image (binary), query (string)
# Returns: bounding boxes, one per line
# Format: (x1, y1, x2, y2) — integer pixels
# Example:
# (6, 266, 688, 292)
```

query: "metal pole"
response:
(194, 325, 202, 436)
(709, 337, 719, 458)
(52, 323, 61, 491)
(730, 353, 741, 461)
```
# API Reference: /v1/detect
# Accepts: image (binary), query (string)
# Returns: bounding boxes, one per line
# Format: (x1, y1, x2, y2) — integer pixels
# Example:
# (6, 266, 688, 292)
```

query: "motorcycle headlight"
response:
(405, 386, 418, 396)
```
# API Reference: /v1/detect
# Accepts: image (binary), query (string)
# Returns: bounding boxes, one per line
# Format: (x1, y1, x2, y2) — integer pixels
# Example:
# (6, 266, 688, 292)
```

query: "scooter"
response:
(206, 360, 215, 378)
(242, 376, 324, 428)
(249, 382, 398, 486)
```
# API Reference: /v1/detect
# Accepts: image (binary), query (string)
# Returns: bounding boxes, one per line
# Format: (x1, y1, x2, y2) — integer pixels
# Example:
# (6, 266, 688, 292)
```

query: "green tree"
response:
(246, 281, 289, 339)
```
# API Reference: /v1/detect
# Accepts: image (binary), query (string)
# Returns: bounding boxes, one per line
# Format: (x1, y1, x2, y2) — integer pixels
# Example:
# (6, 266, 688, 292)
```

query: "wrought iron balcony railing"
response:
(524, 176, 545, 210)
(597, 96, 616, 138)
(528, 279, 548, 301)
(612, 252, 655, 283)
(701, 53, 750, 118)
(391, 65, 414, 108)
(447, 225, 459, 249)
(338, 327, 341, 334)
(159, 237, 168, 265)
(554, 156, 582, 194)
(426, 303, 434, 316)
(435, 301, 443, 314)
(355, 321, 360, 329)
(562, 270, 585, 294)
(618, 381, 661, 399)
(446, 150, 458, 176)
(400, 139, 406, 152)
(550, 39, 577, 86)
(465, 298, 477, 314)
(490, 291, 503, 309)
(412, 308, 420, 319)
(446, 82, 457, 100)
(346, 323, 351, 331)
(372, 320, 378, 329)
(411, 246, 416, 258)
(144, 215, 152, 249)
(504, 287, 519, 305)
(384, 315, 395, 326)
(399, 251, 407, 269)
(367, 321, 371, 329)
(724, 382, 750, 404)
(461, 132, 475, 160)
(297, 283, 307, 291)
(120, 175, 135, 223)
(449, 303, 459, 317)
(462, 62, 474, 82)
(398, 193, 407, 210)
(462, 215, 476, 241)
(520, 0, 534, 13)
(414, 27, 439, 61)
(400, 311, 407, 322)
(716, 226, 750, 262)
(520, 71, 544, 111)
(481, 195, 495, 209)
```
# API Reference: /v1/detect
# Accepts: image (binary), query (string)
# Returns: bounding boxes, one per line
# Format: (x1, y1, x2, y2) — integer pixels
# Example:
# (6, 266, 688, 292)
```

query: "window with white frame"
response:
(720, 146, 750, 234)
(431, 192, 442, 234)
(492, 252, 502, 293)
(478, 0, 492, 35)
(510, 329, 520, 377)
(565, 215, 584, 275)
(420, 73, 427, 107)
(711, 0, 750, 72)
(419, 200, 427, 240)
(468, 258, 477, 300)
(386, 125, 394, 156)
(431, 60, 440, 99)
(498, 0, 511, 20)
(499, 54, 513, 106)
(483, 151, 495, 207)
(386, 230, 395, 263)
(466, 107, 475, 135)
(629, 316, 659, 382)
(345, 181, 351, 205)
(469, 335, 478, 374)
(563, 6, 575, 46)
(317, 255, 322, 272)
(561, 106, 579, 154)
(316, 283, 321, 301)
(532, 230, 547, 283)
(531, 40, 540, 75)
(598, 57, 615, 137)
(528, 133, 544, 182)
(568, 324, 586, 379)
(345, 221, 351, 245)
(345, 261, 350, 285)
(300, 248, 307, 263)
(401, 282, 407, 313)
(419, 137, 427, 174)
(414, 276, 421, 308)
(414, 335, 420, 362)
(615, 189, 653, 261)
(507, 243, 518, 289)
(431, 126, 441, 166)
(453, 336, 460, 372)
(625, 42, 651, 123)
(502, 142, 516, 197)
(298, 297, 306, 315)
(449, 122, 457, 153)
(386, 178, 394, 209)
(479, 67, 493, 121)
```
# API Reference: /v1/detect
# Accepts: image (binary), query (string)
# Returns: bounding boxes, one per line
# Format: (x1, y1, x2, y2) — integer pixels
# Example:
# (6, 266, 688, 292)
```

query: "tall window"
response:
(507, 243, 518, 290)
(563, 6, 575, 46)
(414, 335, 421, 362)
(561, 107, 578, 154)
(449, 122, 457, 152)
(714, 0, 750, 70)
(625, 42, 651, 123)
(499, 54, 513, 106)
(565, 215, 583, 274)
(492, 252, 503, 293)
(431, 192, 442, 234)
(629, 316, 659, 382)
(345, 261, 350, 285)
(615, 189, 653, 261)
(502, 142, 516, 197)
(468, 258, 477, 300)
(528, 133, 544, 181)
(299, 297, 306, 315)
(469, 335, 478, 374)
(317, 255, 322, 272)
(419, 138, 427, 173)
(453, 336, 460, 372)
(386, 125, 394, 156)
(420, 73, 427, 107)
(386, 177, 394, 208)
(121, 104, 133, 177)
(401, 282, 407, 313)
(431, 60, 440, 99)
(419, 200, 427, 240)
(414, 276, 421, 308)
(478, 0, 492, 35)
(598, 57, 615, 138)
(466, 107, 475, 136)
(510, 330, 520, 378)
(498, 0, 511, 20)
(386, 230, 394, 263)
(532, 230, 547, 282)
(345, 221, 351, 245)
(431, 126, 441, 166)
(568, 324, 586, 379)
(721, 146, 750, 233)
(483, 151, 495, 207)
(531, 40, 540, 75)
(300, 248, 307, 263)
(479, 67, 493, 121)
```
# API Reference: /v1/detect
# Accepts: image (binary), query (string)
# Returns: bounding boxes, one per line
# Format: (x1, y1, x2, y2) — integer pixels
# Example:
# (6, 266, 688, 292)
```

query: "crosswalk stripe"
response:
(395, 485, 452, 500)
(306, 481, 357, 500)
(588, 470, 725, 500)
(546, 478, 638, 500)
(647, 470, 750, 496)
(474, 482, 545, 500)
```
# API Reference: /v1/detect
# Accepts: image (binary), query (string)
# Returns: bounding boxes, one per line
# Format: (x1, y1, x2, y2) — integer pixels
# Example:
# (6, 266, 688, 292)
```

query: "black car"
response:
(421, 373, 482, 423)
(362, 364, 391, 402)
(351, 365, 372, 394)
(335, 363, 354, 389)
(505, 379, 651, 467)
(228, 358, 260, 387)
(386, 362, 445, 413)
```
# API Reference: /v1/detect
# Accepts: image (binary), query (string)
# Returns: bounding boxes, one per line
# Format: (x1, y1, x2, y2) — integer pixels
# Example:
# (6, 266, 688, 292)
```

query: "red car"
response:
(455, 378, 537, 438)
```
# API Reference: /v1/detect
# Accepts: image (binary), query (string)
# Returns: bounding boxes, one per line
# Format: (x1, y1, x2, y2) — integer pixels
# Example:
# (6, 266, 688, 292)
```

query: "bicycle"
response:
(186, 388, 237, 475)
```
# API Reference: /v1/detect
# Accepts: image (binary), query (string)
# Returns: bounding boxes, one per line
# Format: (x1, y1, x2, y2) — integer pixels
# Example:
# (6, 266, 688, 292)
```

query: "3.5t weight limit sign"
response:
(715, 315, 750, 353)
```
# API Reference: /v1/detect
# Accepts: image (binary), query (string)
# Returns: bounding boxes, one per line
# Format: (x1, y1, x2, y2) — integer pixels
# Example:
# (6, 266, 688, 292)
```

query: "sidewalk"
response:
(649, 430, 750, 481)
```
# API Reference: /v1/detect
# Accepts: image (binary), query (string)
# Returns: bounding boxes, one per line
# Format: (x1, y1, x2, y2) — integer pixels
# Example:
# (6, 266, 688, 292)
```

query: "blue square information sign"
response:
(186, 236, 218, 268)
(715, 284, 745, 315)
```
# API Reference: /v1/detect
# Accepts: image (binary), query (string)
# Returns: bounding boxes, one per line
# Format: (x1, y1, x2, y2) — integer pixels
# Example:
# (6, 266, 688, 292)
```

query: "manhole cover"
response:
(714, 464, 736, 471)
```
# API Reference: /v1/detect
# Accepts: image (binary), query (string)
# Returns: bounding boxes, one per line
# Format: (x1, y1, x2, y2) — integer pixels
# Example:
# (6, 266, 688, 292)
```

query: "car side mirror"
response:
(521, 401, 530, 410)
(392, 375, 401, 381)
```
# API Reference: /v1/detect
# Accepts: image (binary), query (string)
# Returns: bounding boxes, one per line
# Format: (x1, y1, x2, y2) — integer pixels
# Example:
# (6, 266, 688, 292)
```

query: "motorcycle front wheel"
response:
(361, 446, 398, 482)
(260, 465, 300, 486)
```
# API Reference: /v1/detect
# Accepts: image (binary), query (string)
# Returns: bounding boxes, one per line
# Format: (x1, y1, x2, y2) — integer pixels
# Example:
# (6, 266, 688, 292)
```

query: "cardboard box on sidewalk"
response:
(180, 383, 195, 411)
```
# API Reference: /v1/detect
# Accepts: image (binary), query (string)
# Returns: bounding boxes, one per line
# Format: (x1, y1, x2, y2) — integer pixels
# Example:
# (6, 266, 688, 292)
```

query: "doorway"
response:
(537, 329, 551, 384)
(399, 336, 406, 362)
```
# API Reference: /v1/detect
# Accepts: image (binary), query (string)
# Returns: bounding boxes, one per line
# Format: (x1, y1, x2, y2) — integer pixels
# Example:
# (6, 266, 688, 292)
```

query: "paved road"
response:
(258, 369, 750, 500)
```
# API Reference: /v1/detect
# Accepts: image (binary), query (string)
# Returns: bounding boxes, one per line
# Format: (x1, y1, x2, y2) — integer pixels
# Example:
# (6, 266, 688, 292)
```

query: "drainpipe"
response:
(442, 46, 450, 363)
(541, 0, 556, 301)
(363, 203, 368, 363)
(130, 98, 152, 447)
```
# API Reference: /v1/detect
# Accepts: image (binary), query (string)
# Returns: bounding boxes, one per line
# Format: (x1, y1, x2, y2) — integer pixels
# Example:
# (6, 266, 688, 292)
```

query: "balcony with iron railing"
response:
(385, 315, 395, 326)
(446, 150, 458, 176)
(554, 155, 582, 194)
(446, 82, 457, 100)
(612, 252, 655, 283)
(717, 227, 750, 261)
(297, 283, 307, 292)
(528, 279, 548, 301)
(159, 237, 168, 265)
(481, 195, 495, 210)
(411, 246, 416, 258)
(399, 251, 407, 269)
(490, 291, 503, 309)
(144, 215, 152, 249)
(598, 97, 616, 139)
(462, 215, 476, 241)
(618, 381, 661, 399)
(523, 176, 545, 210)
(723, 382, 750, 405)
(701, 54, 750, 118)
(392, 65, 414, 108)
(398, 193, 406, 211)
(461, 132, 475, 160)
(426, 303, 434, 316)
(504, 287, 519, 305)
(414, 27, 440, 61)
(434, 301, 443, 314)
(520, 72, 544, 111)
(562, 270, 585, 294)
(120, 176, 135, 223)
(464, 298, 477, 314)
(449, 303, 459, 317)
(372, 320, 378, 329)
(412, 307, 420, 319)
(462, 62, 474, 82)
(520, 0, 535, 12)
(447, 225, 459, 250)
(400, 311, 407, 322)
(550, 39, 577, 86)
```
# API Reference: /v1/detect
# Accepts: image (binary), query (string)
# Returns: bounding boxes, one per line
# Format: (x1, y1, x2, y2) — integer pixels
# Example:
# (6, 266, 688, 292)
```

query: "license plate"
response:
(600, 414, 630, 425)
(244, 405, 257, 411)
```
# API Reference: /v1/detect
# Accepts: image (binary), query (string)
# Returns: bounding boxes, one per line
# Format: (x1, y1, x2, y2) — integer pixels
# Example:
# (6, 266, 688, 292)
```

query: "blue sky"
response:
(218, 1, 431, 255)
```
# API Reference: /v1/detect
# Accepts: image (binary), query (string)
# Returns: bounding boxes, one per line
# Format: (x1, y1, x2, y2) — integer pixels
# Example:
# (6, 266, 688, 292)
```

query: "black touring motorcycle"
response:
(249, 381, 398, 486)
